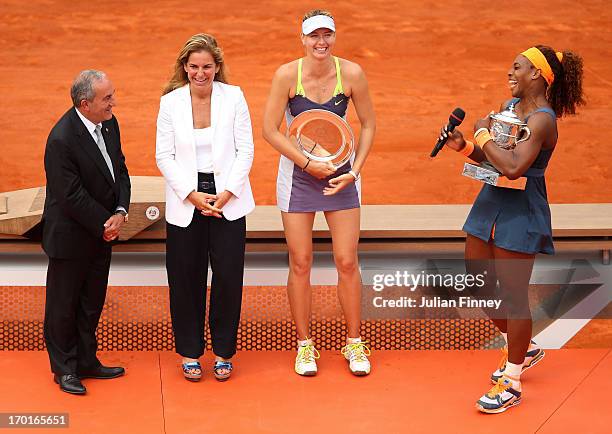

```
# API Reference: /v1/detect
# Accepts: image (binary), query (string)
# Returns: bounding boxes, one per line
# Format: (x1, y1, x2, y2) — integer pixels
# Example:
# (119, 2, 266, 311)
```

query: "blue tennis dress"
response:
(463, 98, 556, 255)
(276, 57, 361, 212)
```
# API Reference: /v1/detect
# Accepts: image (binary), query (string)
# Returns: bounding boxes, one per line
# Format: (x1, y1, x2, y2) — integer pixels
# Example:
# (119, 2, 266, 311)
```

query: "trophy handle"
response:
(516, 126, 531, 144)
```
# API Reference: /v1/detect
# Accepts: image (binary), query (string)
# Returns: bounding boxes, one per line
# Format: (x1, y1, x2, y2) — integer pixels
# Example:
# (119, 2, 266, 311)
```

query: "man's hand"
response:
(103, 214, 125, 241)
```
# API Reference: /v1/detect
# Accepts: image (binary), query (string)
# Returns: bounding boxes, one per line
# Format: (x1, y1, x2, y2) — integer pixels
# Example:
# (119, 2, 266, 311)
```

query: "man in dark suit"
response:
(42, 70, 131, 395)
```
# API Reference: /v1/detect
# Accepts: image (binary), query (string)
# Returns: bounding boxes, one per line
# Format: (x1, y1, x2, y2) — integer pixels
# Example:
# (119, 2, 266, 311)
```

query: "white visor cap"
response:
(302, 15, 335, 35)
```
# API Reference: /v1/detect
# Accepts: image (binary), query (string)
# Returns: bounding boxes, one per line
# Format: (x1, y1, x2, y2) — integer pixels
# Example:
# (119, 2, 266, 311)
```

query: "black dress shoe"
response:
(78, 365, 125, 379)
(53, 374, 86, 395)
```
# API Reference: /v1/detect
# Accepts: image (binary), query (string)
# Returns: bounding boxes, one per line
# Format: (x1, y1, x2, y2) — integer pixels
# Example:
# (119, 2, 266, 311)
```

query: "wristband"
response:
(302, 158, 311, 171)
(458, 140, 475, 156)
(348, 170, 360, 181)
(475, 130, 493, 148)
(474, 128, 489, 139)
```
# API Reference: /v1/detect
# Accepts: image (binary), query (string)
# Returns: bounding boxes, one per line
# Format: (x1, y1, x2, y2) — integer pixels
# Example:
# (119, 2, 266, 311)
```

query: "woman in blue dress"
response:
(443, 45, 584, 413)
(263, 9, 376, 377)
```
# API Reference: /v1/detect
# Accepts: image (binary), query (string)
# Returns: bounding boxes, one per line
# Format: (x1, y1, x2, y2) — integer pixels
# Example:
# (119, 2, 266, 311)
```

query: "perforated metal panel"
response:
(0, 286, 502, 351)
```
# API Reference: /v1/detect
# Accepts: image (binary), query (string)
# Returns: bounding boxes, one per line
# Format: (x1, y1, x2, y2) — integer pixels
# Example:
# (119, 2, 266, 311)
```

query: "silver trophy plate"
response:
(462, 162, 500, 186)
(462, 162, 526, 190)
(287, 109, 354, 169)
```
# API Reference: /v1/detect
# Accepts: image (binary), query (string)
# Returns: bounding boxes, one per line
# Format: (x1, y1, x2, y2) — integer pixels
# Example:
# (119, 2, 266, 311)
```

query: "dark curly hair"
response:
(535, 45, 585, 118)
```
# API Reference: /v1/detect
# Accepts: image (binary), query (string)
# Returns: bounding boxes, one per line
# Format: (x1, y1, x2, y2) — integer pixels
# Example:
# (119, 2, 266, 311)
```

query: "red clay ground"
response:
(1, 0, 611, 205)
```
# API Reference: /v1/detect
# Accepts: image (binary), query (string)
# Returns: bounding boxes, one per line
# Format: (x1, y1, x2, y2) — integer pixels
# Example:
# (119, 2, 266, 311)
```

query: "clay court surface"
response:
(0, 0, 611, 204)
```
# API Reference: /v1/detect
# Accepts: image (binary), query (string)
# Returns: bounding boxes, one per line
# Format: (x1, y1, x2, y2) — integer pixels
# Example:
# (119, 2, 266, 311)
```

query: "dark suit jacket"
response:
(42, 108, 131, 259)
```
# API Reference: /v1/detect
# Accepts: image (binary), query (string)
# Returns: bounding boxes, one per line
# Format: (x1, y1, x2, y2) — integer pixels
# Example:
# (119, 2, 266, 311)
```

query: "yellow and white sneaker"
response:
(295, 340, 320, 376)
(476, 375, 522, 414)
(341, 340, 371, 376)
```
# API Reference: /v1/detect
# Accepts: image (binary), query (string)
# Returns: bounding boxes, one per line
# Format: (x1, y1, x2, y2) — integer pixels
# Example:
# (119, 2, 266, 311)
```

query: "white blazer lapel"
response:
(210, 81, 222, 144)
(181, 85, 196, 153)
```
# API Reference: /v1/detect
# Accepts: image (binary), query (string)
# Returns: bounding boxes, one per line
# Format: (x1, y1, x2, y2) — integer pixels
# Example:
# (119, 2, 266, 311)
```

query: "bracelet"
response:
(302, 158, 311, 171)
(458, 140, 475, 156)
(475, 130, 493, 148)
(348, 170, 360, 181)
(309, 142, 318, 153)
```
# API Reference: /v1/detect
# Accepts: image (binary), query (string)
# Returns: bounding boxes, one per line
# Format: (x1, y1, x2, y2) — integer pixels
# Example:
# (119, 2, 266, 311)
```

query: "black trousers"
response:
(43, 244, 111, 375)
(166, 176, 246, 359)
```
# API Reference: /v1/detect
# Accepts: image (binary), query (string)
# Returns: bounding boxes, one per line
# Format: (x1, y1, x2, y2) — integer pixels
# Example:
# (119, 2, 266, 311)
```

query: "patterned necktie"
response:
(94, 125, 115, 181)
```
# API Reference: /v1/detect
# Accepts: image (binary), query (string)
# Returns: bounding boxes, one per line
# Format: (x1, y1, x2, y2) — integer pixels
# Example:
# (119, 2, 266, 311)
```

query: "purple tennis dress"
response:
(276, 57, 361, 212)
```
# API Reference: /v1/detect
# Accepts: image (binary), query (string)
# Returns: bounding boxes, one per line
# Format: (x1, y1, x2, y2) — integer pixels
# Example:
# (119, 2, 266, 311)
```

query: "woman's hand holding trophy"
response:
(439, 104, 532, 190)
(288, 109, 356, 186)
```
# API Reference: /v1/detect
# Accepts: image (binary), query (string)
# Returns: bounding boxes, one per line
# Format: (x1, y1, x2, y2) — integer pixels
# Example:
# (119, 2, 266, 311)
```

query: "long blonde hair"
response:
(162, 33, 228, 95)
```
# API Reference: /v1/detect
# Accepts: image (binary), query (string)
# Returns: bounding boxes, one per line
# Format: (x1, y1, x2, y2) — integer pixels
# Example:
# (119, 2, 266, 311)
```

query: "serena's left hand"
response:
(323, 173, 355, 196)
(201, 190, 234, 218)
(473, 112, 494, 133)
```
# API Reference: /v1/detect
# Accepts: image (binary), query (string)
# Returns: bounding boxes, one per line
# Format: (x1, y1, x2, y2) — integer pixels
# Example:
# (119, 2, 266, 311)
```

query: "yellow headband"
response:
(521, 47, 563, 86)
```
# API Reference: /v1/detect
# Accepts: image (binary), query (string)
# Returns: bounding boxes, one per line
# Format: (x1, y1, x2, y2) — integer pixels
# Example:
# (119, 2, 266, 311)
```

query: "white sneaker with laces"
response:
(295, 341, 320, 376)
(476, 375, 522, 414)
(341, 341, 371, 376)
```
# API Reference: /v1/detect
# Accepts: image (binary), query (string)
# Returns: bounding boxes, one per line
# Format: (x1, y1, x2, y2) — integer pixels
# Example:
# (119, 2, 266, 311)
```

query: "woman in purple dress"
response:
(263, 9, 376, 377)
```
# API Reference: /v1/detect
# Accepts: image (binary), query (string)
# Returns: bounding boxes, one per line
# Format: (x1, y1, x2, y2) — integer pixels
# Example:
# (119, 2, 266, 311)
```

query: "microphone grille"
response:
(449, 108, 466, 126)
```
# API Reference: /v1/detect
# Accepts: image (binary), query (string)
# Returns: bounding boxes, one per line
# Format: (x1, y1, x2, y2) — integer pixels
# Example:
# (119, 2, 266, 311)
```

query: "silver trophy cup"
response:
(287, 109, 355, 169)
(461, 104, 530, 190)
(489, 103, 531, 150)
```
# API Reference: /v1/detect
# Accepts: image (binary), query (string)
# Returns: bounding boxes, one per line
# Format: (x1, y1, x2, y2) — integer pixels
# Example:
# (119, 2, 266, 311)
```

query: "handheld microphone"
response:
(430, 108, 466, 157)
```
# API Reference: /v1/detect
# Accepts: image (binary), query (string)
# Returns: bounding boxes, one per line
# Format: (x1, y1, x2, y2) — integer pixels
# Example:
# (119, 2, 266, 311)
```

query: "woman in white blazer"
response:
(156, 33, 254, 382)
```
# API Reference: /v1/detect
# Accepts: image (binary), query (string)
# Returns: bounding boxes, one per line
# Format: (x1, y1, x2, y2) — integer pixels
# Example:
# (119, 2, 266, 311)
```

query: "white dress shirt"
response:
(74, 107, 126, 214)
(74, 107, 100, 142)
